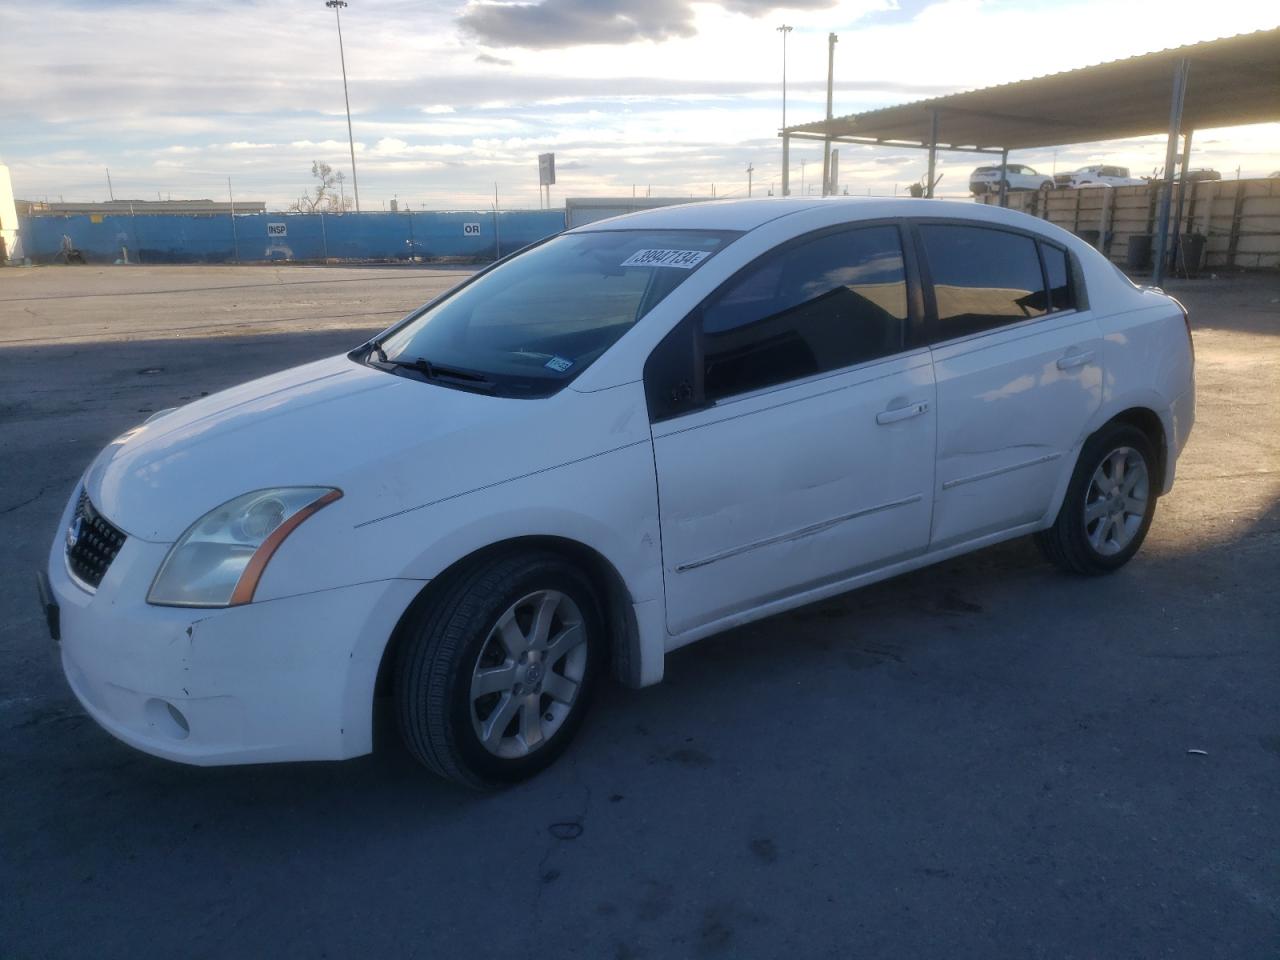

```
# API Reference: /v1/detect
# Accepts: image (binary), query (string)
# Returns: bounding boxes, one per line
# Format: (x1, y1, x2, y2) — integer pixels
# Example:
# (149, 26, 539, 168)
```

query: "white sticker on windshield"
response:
(620, 248, 710, 269)
(545, 355, 574, 373)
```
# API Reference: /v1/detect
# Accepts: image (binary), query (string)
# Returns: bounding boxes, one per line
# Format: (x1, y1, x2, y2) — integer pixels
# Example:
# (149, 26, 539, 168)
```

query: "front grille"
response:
(66, 491, 126, 589)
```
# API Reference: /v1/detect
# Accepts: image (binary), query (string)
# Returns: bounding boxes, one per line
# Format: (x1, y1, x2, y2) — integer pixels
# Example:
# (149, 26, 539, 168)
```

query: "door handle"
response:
(1056, 350, 1094, 370)
(876, 401, 929, 425)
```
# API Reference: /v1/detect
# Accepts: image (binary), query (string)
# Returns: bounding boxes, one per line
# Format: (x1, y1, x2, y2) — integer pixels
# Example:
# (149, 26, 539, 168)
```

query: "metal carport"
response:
(781, 28, 1280, 284)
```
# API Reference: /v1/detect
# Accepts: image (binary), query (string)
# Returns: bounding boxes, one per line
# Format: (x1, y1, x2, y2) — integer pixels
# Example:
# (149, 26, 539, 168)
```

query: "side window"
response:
(699, 226, 908, 402)
(1040, 243, 1074, 312)
(919, 224, 1047, 341)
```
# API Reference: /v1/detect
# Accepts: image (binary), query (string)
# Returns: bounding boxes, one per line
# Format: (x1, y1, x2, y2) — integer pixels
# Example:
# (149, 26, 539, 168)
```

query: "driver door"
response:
(646, 223, 937, 635)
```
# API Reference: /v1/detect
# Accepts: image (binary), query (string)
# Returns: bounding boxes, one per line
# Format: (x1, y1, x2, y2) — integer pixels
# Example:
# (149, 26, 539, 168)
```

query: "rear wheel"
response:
(1035, 424, 1157, 575)
(395, 551, 603, 788)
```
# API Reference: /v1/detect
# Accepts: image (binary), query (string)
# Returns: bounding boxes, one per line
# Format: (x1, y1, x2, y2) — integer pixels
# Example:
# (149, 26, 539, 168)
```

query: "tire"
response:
(1039, 180, 1053, 192)
(1036, 424, 1158, 575)
(395, 551, 604, 789)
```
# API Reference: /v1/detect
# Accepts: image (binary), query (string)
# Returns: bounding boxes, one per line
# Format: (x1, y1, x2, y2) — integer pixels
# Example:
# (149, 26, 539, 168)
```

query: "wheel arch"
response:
(1106, 406, 1169, 492)
(373, 535, 643, 704)
(1045, 403, 1171, 528)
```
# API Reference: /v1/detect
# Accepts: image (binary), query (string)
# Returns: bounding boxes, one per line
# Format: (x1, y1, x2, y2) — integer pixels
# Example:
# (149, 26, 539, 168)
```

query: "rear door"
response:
(646, 223, 936, 635)
(914, 222, 1103, 549)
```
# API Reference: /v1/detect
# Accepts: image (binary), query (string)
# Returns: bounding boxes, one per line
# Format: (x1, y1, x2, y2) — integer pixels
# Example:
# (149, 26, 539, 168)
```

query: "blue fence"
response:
(19, 210, 566, 264)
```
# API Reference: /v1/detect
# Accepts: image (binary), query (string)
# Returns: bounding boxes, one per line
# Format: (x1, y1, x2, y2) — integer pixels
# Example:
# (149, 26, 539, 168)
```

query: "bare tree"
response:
(289, 161, 353, 213)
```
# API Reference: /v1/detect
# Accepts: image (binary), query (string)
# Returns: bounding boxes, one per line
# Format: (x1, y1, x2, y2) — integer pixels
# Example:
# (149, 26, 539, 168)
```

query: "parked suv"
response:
(1057, 165, 1146, 188)
(970, 163, 1053, 194)
(40, 198, 1196, 788)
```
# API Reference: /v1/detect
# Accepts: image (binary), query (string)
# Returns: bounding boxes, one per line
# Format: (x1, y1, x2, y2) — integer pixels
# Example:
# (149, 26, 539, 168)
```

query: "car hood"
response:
(83, 354, 628, 542)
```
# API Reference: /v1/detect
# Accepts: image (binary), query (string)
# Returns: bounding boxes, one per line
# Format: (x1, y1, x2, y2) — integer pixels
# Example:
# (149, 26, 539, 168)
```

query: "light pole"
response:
(777, 24, 792, 195)
(747, 162, 754, 198)
(776, 24, 793, 128)
(326, 0, 360, 213)
(822, 32, 837, 195)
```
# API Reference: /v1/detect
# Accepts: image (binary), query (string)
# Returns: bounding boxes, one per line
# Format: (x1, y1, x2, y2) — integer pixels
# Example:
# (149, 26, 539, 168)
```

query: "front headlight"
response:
(147, 487, 342, 607)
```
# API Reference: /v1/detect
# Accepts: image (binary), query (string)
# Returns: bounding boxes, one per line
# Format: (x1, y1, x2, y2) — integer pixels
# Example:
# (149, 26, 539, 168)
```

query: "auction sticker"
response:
(620, 249, 709, 269)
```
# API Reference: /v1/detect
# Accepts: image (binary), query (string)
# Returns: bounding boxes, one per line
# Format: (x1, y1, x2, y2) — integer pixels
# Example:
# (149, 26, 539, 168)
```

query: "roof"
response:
(786, 28, 1280, 151)
(571, 197, 828, 231)
(571, 195, 1087, 244)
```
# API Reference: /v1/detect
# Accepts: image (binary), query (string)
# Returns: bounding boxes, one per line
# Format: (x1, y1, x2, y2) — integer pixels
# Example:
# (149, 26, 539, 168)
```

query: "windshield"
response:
(373, 228, 737, 397)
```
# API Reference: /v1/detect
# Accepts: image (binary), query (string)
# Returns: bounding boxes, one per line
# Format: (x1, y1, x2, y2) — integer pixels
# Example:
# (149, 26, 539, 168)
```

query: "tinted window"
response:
(919, 224, 1047, 340)
(1041, 243, 1074, 312)
(378, 229, 735, 397)
(699, 226, 908, 401)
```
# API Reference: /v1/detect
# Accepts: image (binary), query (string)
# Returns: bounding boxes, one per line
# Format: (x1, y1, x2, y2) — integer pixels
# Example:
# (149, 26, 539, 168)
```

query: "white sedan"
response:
(40, 198, 1196, 788)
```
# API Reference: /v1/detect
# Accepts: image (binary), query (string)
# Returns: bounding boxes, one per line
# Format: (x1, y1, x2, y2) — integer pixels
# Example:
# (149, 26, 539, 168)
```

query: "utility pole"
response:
(747, 162, 754, 198)
(326, 0, 360, 212)
(822, 32, 837, 195)
(106, 167, 115, 201)
(777, 24, 792, 195)
(801, 159, 807, 197)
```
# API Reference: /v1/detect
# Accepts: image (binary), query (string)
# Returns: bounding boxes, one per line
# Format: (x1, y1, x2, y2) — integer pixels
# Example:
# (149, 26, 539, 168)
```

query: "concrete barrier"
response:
(979, 178, 1280, 271)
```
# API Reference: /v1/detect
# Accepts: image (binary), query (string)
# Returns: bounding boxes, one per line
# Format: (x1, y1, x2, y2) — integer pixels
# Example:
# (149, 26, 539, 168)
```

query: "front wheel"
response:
(1035, 424, 1158, 575)
(395, 551, 604, 788)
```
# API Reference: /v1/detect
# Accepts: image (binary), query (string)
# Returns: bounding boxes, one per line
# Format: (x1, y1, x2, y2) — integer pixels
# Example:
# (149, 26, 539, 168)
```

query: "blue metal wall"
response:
(19, 210, 566, 264)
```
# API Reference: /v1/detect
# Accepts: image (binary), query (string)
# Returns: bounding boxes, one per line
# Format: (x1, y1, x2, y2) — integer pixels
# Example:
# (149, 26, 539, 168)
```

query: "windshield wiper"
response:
(366, 341, 497, 394)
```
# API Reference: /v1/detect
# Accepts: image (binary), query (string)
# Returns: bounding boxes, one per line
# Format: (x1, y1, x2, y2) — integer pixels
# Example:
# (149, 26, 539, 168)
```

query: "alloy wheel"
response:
(469, 590, 588, 759)
(1083, 446, 1149, 556)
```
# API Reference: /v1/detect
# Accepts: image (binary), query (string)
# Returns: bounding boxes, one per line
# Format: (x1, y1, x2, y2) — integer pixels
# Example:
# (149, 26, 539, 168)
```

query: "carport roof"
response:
(785, 28, 1280, 151)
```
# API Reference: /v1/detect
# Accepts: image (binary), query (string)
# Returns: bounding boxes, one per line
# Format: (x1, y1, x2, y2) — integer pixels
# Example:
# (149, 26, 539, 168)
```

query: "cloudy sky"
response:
(1, 0, 1276, 210)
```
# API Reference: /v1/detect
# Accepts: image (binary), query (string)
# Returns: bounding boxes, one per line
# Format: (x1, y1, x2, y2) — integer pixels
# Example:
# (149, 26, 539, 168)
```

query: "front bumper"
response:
(46, 489, 423, 766)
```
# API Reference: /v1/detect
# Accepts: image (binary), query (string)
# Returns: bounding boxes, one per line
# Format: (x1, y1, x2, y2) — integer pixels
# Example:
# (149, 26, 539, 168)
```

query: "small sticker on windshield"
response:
(620, 248, 710, 269)
(545, 355, 574, 373)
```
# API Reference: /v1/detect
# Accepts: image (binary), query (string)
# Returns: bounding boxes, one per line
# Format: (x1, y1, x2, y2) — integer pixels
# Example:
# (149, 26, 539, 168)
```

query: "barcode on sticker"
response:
(620, 249, 710, 269)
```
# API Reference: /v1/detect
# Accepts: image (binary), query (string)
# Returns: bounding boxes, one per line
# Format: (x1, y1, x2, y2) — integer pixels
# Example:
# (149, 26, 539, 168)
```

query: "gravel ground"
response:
(1, 263, 1276, 959)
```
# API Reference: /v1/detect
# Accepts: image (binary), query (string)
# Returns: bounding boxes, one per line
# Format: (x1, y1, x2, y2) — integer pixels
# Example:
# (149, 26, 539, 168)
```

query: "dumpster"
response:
(1176, 233, 1207, 277)
(1126, 233, 1153, 270)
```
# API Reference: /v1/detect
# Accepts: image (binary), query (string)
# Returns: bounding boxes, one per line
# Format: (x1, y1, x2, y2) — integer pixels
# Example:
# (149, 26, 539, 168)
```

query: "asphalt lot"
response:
(1, 263, 1277, 959)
